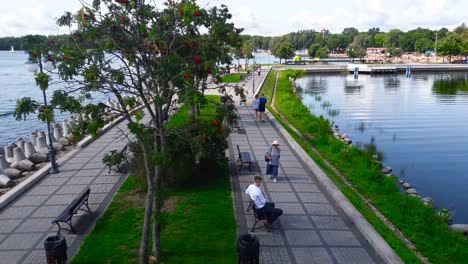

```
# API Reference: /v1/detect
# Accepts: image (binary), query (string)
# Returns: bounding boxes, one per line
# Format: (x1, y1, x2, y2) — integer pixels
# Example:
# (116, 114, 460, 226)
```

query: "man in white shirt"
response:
(245, 176, 283, 226)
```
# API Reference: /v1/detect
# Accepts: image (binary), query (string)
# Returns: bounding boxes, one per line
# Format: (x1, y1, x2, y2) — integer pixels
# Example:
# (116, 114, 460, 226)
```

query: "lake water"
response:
(0, 51, 107, 147)
(298, 72, 468, 223)
(0, 51, 61, 146)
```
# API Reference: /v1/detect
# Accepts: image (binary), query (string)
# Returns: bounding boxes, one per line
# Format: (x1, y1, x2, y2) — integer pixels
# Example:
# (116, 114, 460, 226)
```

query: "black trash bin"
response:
(238, 233, 259, 264)
(44, 233, 68, 264)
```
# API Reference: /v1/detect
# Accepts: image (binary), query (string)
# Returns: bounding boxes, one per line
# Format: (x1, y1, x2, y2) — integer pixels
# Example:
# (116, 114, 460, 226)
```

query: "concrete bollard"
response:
(54, 127, 63, 141)
(11, 147, 36, 171)
(25, 142, 47, 164)
(0, 174, 14, 188)
(46, 133, 64, 150)
(17, 140, 25, 152)
(38, 131, 46, 138)
(0, 155, 22, 179)
(5, 145, 15, 163)
(62, 120, 70, 137)
(37, 136, 49, 155)
(0, 155, 11, 170)
(30, 132, 38, 148)
(68, 119, 76, 129)
(63, 123, 71, 137)
(24, 142, 36, 158)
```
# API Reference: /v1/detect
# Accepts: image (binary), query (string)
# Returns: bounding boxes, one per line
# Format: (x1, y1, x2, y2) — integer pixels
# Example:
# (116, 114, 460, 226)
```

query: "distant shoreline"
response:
(276, 63, 468, 73)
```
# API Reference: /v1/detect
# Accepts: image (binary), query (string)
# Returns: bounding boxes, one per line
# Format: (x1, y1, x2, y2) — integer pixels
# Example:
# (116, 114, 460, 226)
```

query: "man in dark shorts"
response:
(258, 94, 267, 122)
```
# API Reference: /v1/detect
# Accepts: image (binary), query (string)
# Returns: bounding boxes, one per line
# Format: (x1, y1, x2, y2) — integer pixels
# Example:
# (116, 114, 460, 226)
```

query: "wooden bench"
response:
(237, 145, 252, 172)
(52, 188, 92, 234)
(246, 200, 270, 232)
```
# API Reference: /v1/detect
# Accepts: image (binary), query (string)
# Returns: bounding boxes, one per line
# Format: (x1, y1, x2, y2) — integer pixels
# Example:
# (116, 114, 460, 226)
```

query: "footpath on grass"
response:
(228, 71, 401, 264)
(0, 117, 131, 263)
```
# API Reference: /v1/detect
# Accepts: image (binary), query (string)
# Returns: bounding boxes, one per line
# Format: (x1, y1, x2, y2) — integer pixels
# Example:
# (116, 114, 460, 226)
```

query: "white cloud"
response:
(0, 0, 466, 37)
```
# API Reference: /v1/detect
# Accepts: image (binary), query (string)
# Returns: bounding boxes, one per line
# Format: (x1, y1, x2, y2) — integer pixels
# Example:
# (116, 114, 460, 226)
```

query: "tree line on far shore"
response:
(0, 35, 72, 51)
(238, 24, 468, 62)
(2, 24, 467, 64)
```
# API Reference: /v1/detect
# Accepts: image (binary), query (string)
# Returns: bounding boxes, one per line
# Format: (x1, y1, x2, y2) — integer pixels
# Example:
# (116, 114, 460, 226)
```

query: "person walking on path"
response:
(252, 94, 260, 120)
(265, 140, 281, 183)
(245, 176, 283, 229)
(258, 93, 267, 122)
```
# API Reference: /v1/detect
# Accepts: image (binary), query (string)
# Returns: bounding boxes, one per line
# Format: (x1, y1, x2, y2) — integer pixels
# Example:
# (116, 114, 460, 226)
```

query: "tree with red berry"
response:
(47, 1, 243, 263)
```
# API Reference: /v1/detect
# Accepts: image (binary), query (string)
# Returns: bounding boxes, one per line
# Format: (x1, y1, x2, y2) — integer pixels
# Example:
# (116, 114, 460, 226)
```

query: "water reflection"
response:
(356, 122, 367, 133)
(384, 77, 400, 89)
(327, 109, 340, 117)
(299, 72, 468, 223)
(302, 76, 327, 95)
(344, 75, 365, 94)
(432, 76, 468, 95)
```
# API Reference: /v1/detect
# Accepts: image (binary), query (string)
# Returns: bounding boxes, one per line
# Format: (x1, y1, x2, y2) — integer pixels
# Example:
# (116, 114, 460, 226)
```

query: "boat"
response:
(10, 45, 14, 53)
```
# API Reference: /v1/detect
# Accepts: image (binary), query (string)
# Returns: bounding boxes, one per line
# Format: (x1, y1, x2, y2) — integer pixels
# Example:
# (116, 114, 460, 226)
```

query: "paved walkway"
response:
(0, 120, 130, 263)
(228, 73, 385, 264)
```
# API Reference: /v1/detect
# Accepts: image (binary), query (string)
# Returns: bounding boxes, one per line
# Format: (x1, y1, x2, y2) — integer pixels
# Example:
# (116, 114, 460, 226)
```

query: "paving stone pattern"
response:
(0, 120, 130, 263)
(229, 73, 383, 264)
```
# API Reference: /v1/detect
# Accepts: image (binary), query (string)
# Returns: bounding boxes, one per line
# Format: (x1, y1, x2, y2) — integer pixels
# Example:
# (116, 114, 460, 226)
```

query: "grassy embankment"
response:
(72, 96, 237, 264)
(262, 70, 468, 264)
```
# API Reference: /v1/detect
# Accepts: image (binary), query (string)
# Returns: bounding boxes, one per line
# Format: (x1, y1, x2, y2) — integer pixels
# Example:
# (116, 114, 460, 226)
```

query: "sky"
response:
(0, 0, 467, 37)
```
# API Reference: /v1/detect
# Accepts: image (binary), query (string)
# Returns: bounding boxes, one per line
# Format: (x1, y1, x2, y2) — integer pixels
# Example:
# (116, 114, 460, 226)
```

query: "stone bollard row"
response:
(0, 96, 140, 191)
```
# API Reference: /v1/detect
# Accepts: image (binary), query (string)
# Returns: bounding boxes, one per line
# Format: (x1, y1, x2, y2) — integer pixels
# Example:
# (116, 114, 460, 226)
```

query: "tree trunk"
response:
(151, 182, 161, 261)
(139, 188, 153, 264)
(139, 143, 155, 264)
(151, 122, 165, 262)
(190, 104, 196, 121)
(196, 104, 201, 116)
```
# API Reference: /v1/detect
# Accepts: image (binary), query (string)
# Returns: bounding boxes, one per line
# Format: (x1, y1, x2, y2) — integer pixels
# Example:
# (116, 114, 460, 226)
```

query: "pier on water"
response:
(348, 64, 398, 75)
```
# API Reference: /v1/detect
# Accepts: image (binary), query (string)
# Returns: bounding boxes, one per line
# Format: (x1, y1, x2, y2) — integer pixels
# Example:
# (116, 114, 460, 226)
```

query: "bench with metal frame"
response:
(52, 188, 92, 234)
(237, 145, 252, 172)
(246, 199, 270, 232)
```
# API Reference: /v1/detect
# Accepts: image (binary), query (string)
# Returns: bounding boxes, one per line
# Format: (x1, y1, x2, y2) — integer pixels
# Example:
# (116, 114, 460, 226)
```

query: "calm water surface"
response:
(0, 51, 105, 146)
(298, 72, 468, 223)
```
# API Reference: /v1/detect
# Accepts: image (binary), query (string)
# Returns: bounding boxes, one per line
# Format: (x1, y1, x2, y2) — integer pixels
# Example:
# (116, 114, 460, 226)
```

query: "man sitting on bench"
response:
(245, 176, 283, 227)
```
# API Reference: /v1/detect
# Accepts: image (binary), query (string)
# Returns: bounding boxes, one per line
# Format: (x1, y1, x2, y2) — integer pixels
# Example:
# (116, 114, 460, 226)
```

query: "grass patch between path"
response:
(262, 69, 468, 264)
(72, 95, 237, 264)
(221, 73, 245, 83)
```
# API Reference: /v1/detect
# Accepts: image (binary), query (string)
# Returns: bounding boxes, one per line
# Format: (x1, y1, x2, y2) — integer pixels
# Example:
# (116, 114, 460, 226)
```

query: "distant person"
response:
(265, 140, 281, 183)
(258, 94, 267, 122)
(252, 94, 260, 120)
(245, 176, 283, 228)
(257, 67, 261, 76)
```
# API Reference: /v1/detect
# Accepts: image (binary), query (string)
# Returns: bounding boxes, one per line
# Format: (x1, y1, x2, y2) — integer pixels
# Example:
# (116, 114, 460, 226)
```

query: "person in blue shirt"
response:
(258, 94, 267, 122)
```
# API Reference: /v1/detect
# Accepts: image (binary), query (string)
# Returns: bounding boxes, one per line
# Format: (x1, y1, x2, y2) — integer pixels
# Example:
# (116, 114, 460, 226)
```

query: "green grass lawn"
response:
(221, 73, 245, 83)
(72, 95, 237, 264)
(72, 169, 236, 264)
(262, 69, 468, 264)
